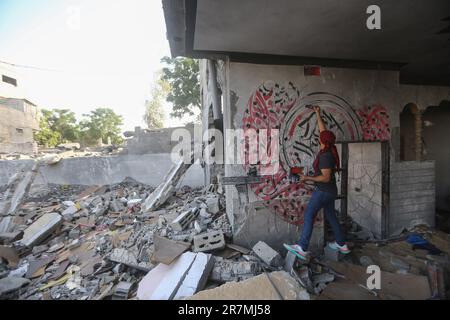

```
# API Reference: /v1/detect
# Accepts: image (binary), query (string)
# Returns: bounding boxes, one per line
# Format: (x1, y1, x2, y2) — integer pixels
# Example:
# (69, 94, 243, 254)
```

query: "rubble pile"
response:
(0, 143, 123, 161)
(0, 177, 265, 300)
(1, 174, 449, 300)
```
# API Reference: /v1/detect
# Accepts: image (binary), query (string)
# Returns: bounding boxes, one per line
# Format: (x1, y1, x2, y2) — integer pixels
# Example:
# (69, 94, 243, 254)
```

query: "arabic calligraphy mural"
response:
(242, 81, 390, 225)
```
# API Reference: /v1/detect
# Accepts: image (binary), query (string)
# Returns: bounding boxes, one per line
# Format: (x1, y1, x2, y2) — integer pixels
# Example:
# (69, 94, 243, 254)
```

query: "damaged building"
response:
(163, 0, 450, 251)
(0, 61, 39, 155)
(1, 0, 450, 301)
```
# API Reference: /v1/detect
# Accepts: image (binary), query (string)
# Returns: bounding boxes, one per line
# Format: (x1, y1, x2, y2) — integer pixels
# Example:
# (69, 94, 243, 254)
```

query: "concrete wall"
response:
(422, 105, 450, 211)
(347, 143, 383, 238)
(389, 161, 435, 235)
(0, 62, 25, 100)
(0, 154, 205, 188)
(123, 125, 199, 154)
(211, 61, 450, 245)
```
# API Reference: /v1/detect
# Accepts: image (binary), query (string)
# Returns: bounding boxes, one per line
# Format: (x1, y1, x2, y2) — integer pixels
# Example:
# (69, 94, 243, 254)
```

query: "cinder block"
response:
(323, 245, 343, 262)
(171, 208, 199, 231)
(193, 231, 225, 253)
(252, 241, 283, 267)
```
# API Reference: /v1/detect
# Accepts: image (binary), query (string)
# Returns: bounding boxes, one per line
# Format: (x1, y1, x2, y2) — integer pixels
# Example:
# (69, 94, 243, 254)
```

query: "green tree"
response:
(47, 109, 80, 143)
(161, 56, 200, 119)
(34, 109, 61, 147)
(144, 77, 169, 129)
(79, 108, 124, 145)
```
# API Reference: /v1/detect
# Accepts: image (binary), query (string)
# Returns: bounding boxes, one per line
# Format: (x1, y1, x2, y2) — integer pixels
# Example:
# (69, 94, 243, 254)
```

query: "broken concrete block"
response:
(171, 208, 199, 231)
(137, 263, 172, 300)
(112, 281, 134, 300)
(210, 257, 260, 282)
(137, 252, 197, 300)
(0, 277, 30, 297)
(143, 157, 193, 212)
(252, 241, 283, 267)
(205, 196, 220, 214)
(189, 271, 310, 300)
(151, 252, 197, 300)
(108, 248, 151, 272)
(194, 221, 202, 234)
(62, 206, 78, 217)
(284, 251, 297, 272)
(324, 245, 343, 262)
(7, 169, 36, 215)
(151, 235, 191, 265)
(193, 231, 225, 253)
(173, 253, 214, 300)
(20, 213, 62, 248)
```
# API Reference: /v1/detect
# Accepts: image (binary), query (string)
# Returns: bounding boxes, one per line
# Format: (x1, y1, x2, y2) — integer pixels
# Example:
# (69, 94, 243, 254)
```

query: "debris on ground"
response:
(188, 271, 310, 300)
(0, 176, 263, 300)
(1, 168, 449, 300)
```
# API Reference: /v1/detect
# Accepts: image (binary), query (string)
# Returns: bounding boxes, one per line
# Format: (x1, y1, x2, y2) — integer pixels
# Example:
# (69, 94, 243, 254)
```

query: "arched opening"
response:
(400, 103, 422, 161)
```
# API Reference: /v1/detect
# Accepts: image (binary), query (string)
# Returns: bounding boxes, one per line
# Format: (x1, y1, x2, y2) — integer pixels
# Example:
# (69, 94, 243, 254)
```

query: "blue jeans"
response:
(298, 190, 345, 251)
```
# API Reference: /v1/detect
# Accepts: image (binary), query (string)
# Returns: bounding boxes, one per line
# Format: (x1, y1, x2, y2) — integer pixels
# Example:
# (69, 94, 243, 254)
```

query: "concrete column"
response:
(412, 107, 423, 161)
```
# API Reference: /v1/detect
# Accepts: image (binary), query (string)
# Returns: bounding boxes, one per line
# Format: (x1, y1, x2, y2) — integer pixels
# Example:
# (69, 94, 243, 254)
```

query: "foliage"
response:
(34, 109, 61, 147)
(161, 56, 200, 119)
(143, 78, 169, 129)
(79, 108, 124, 145)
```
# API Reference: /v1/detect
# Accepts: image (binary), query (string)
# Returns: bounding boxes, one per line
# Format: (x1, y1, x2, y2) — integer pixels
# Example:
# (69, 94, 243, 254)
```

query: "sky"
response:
(0, 0, 195, 131)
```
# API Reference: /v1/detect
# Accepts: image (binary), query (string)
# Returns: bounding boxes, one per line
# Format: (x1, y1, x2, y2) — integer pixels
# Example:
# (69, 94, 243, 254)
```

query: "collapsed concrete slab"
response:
(151, 235, 191, 265)
(143, 156, 193, 212)
(171, 208, 199, 231)
(19, 212, 62, 248)
(138, 252, 197, 300)
(173, 253, 214, 300)
(210, 256, 261, 282)
(189, 271, 310, 300)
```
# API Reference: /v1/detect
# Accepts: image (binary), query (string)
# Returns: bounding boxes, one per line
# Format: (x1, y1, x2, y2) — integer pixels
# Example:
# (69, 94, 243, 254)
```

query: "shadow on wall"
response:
(422, 100, 450, 211)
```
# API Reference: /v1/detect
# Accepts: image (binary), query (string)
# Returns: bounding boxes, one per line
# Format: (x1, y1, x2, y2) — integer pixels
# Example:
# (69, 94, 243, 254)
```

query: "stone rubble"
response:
(1, 174, 449, 300)
(0, 177, 261, 300)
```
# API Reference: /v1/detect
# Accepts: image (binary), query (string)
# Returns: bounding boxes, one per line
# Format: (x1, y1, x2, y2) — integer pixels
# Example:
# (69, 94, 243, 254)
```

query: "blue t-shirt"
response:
(314, 151, 338, 196)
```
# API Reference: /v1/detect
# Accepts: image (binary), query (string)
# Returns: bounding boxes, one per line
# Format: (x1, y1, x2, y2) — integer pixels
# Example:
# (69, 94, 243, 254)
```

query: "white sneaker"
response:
(328, 241, 351, 254)
(283, 243, 309, 260)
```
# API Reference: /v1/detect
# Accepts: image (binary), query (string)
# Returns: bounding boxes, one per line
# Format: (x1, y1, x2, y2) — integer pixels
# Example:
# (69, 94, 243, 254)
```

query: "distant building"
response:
(0, 61, 39, 154)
